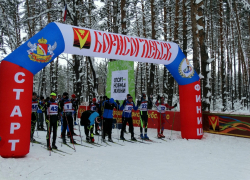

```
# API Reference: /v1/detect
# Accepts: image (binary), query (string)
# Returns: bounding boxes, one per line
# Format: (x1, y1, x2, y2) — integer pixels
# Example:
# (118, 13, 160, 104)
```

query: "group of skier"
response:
(31, 92, 79, 150)
(84, 93, 177, 142)
(31, 91, 177, 150)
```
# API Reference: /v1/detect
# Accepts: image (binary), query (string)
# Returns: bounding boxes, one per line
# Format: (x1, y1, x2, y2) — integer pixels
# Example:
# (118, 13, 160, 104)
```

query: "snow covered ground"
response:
(1, 126, 250, 180)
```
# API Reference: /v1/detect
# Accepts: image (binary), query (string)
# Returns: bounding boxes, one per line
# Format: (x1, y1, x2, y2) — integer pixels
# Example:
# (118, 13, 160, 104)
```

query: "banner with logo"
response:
(106, 61, 135, 100)
(0, 22, 201, 158)
(203, 112, 250, 138)
(77, 106, 181, 131)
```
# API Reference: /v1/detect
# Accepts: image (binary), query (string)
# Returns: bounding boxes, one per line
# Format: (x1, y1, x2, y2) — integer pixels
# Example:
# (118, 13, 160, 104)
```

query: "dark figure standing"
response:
(120, 96, 138, 141)
(31, 92, 42, 142)
(102, 98, 119, 142)
(59, 92, 76, 144)
(137, 93, 152, 140)
(46, 92, 59, 150)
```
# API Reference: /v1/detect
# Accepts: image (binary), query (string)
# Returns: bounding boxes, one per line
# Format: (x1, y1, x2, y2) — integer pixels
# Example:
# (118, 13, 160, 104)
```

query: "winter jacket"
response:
(59, 98, 74, 115)
(32, 99, 42, 114)
(155, 100, 175, 113)
(120, 100, 138, 118)
(102, 100, 119, 119)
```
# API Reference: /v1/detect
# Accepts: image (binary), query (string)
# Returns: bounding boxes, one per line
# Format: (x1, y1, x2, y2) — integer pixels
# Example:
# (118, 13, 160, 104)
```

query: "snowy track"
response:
(1, 127, 250, 180)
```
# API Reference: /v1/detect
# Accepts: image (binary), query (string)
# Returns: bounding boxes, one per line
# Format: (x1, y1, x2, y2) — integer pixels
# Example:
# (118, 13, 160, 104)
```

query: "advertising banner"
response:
(203, 112, 250, 138)
(106, 61, 135, 100)
(77, 106, 181, 131)
(110, 70, 129, 100)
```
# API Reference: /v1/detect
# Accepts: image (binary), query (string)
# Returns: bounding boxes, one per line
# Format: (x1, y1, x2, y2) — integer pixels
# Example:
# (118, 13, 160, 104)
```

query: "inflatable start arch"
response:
(0, 23, 203, 158)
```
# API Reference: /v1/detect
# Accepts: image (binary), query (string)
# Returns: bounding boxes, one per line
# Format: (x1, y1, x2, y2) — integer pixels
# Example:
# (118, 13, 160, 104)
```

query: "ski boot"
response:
(120, 136, 125, 140)
(140, 133, 144, 140)
(67, 132, 70, 138)
(144, 134, 149, 140)
(108, 138, 113, 142)
(62, 138, 67, 144)
(86, 136, 90, 142)
(131, 137, 137, 141)
(160, 132, 165, 138)
(90, 137, 95, 143)
(157, 133, 162, 139)
(47, 146, 52, 150)
(52, 144, 58, 149)
(30, 137, 36, 142)
(74, 121, 78, 125)
(95, 131, 100, 135)
(70, 138, 76, 144)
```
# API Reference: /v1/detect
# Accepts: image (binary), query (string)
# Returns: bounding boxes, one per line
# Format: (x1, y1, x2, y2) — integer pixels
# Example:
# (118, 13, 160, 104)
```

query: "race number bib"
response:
(124, 105, 133, 113)
(64, 102, 73, 112)
(91, 105, 96, 111)
(140, 102, 148, 111)
(32, 102, 38, 112)
(158, 105, 166, 113)
(48, 104, 58, 115)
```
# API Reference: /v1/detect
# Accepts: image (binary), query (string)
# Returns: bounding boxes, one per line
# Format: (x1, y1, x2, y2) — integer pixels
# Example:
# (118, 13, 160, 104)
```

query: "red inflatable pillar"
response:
(179, 80, 203, 139)
(0, 61, 33, 157)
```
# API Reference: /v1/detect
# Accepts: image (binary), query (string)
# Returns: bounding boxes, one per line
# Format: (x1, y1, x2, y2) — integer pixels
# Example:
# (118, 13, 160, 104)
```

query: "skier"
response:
(59, 92, 76, 144)
(81, 110, 99, 143)
(137, 93, 152, 140)
(31, 92, 42, 142)
(46, 92, 59, 150)
(102, 98, 119, 142)
(37, 95, 46, 131)
(122, 94, 131, 133)
(155, 95, 177, 138)
(120, 96, 138, 141)
(89, 98, 100, 135)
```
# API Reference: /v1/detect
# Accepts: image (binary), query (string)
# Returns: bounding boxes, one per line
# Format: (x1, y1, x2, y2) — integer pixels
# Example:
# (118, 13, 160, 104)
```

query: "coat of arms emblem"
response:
(178, 58, 194, 78)
(27, 37, 57, 63)
(73, 28, 91, 49)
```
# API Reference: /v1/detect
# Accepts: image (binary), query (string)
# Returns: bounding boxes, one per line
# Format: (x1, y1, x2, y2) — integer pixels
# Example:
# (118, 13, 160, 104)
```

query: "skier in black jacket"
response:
(46, 92, 59, 150)
(59, 92, 76, 144)
(137, 93, 152, 140)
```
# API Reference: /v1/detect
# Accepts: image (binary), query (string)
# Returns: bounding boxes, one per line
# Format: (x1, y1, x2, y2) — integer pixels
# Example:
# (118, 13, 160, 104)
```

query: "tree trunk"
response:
(219, 0, 226, 111)
(148, 0, 156, 98)
(121, 0, 126, 35)
(198, 0, 210, 111)
(191, 0, 200, 75)
(87, 56, 98, 98)
(182, 0, 187, 57)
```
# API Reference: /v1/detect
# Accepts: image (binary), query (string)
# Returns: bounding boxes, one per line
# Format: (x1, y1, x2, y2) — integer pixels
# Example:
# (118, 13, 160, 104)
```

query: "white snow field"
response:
(0, 126, 250, 180)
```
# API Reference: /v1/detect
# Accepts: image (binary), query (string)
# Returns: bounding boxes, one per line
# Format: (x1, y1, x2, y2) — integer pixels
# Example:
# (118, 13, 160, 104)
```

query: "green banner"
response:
(106, 61, 135, 101)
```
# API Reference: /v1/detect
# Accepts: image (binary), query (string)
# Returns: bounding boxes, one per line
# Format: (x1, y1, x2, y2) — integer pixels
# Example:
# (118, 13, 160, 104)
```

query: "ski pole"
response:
(60, 112, 63, 147)
(48, 115, 51, 156)
(116, 104, 119, 142)
(101, 100, 106, 143)
(98, 118, 100, 143)
(77, 111, 82, 145)
(36, 114, 39, 138)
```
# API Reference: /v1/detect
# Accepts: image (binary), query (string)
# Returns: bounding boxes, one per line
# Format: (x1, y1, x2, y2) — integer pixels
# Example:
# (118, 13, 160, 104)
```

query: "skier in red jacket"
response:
(155, 95, 177, 138)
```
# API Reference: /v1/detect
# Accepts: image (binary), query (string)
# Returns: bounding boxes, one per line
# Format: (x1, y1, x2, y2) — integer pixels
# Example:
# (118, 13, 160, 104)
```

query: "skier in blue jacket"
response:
(120, 96, 138, 141)
(102, 98, 119, 142)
